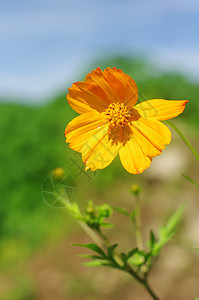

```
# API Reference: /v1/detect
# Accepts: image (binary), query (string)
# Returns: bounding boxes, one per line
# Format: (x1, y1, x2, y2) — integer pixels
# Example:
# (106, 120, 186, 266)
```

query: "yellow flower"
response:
(65, 67, 188, 174)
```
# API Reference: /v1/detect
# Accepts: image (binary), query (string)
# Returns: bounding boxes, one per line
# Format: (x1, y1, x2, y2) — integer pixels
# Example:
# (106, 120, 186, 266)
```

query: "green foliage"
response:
(128, 250, 146, 266)
(120, 248, 138, 265)
(112, 205, 138, 227)
(73, 201, 186, 283)
(73, 243, 105, 256)
(0, 98, 77, 268)
(151, 203, 186, 256)
(82, 259, 113, 267)
(148, 231, 157, 251)
(193, 247, 199, 251)
(74, 242, 122, 269)
(112, 206, 130, 217)
(107, 243, 118, 258)
(82, 201, 113, 230)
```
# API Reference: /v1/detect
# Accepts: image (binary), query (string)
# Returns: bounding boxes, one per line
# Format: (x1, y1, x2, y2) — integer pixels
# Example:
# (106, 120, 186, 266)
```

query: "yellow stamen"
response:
(104, 102, 131, 127)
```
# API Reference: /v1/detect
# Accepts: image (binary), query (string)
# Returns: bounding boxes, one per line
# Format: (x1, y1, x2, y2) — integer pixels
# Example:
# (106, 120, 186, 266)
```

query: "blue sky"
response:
(1, 0, 199, 103)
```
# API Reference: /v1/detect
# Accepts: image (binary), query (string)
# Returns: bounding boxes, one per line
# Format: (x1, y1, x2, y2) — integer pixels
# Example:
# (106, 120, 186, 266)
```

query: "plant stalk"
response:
(126, 264, 160, 300)
(78, 221, 108, 250)
(165, 120, 199, 163)
(134, 194, 143, 249)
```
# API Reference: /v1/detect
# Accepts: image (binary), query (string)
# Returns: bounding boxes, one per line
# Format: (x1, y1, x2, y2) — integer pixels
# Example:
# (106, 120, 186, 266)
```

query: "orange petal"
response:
(130, 117, 171, 157)
(65, 111, 108, 152)
(82, 124, 121, 171)
(67, 81, 111, 114)
(119, 138, 152, 174)
(134, 99, 188, 121)
(85, 67, 138, 108)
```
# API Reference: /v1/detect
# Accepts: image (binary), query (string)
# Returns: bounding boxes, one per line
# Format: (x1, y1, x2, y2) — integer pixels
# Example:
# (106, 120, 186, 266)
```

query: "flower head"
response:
(65, 67, 188, 174)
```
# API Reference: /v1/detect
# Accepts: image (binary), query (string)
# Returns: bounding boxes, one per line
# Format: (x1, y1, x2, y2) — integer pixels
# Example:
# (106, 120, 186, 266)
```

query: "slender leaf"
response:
(72, 243, 105, 256)
(152, 203, 186, 255)
(112, 206, 130, 217)
(78, 254, 103, 259)
(113, 254, 124, 267)
(130, 209, 137, 223)
(121, 248, 138, 265)
(192, 247, 199, 251)
(147, 230, 157, 251)
(182, 173, 199, 188)
(108, 244, 118, 258)
(82, 259, 114, 267)
(126, 248, 139, 260)
(100, 222, 114, 228)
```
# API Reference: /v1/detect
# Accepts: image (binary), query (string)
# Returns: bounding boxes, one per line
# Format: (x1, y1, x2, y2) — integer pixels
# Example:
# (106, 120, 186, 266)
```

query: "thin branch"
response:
(165, 120, 199, 163)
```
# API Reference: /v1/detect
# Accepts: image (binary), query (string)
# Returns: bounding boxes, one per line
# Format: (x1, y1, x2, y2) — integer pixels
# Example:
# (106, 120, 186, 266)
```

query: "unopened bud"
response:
(51, 168, 65, 180)
(130, 184, 142, 196)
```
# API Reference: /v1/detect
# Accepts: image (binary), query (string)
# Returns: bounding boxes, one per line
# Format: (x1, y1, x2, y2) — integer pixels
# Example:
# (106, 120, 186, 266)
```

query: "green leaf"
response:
(121, 248, 138, 265)
(130, 209, 137, 223)
(122, 248, 146, 267)
(77, 254, 102, 259)
(107, 244, 118, 258)
(84, 203, 113, 230)
(152, 203, 186, 255)
(113, 255, 124, 267)
(82, 259, 114, 267)
(112, 206, 130, 217)
(147, 230, 157, 251)
(128, 251, 145, 266)
(96, 204, 113, 218)
(182, 173, 199, 188)
(72, 243, 105, 256)
(192, 246, 199, 251)
(126, 248, 138, 260)
(100, 222, 114, 228)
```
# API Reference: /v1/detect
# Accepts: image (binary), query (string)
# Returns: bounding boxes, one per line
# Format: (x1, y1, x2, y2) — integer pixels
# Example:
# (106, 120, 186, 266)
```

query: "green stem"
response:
(182, 173, 199, 188)
(165, 120, 199, 163)
(58, 196, 108, 250)
(126, 264, 160, 300)
(134, 194, 143, 249)
(143, 280, 160, 300)
(78, 221, 108, 250)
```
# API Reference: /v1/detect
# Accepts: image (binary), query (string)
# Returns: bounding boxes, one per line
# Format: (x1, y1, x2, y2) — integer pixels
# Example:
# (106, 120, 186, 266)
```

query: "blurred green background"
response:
(1, 56, 199, 299)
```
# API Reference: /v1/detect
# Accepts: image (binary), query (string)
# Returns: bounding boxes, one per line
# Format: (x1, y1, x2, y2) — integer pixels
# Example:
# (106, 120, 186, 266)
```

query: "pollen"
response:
(105, 102, 131, 127)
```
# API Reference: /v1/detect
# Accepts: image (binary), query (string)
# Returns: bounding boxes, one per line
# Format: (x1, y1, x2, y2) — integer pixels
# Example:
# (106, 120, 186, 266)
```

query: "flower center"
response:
(105, 102, 131, 127)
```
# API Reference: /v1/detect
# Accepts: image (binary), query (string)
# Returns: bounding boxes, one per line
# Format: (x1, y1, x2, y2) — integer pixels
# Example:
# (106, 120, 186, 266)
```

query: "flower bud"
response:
(130, 184, 142, 196)
(51, 168, 65, 181)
